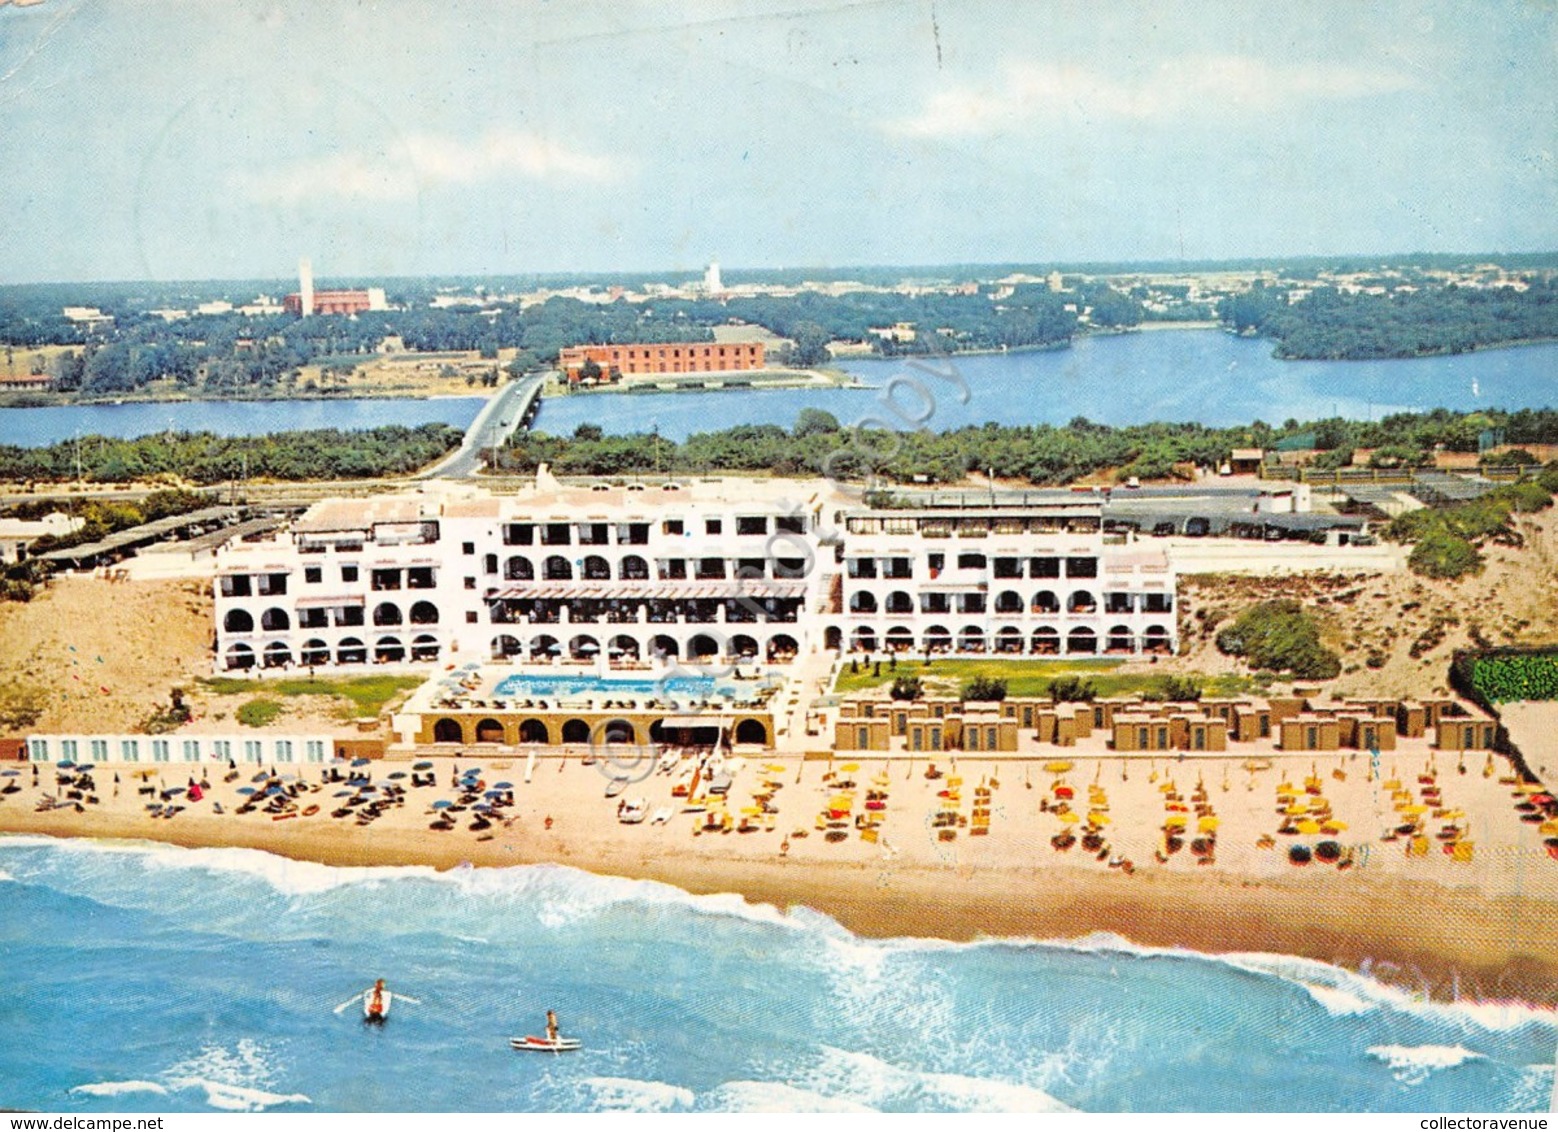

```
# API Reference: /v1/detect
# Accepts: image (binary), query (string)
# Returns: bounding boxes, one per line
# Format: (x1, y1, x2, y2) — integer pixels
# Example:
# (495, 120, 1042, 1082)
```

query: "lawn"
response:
(199, 674, 424, 718)
(833, 657, 1263, 700)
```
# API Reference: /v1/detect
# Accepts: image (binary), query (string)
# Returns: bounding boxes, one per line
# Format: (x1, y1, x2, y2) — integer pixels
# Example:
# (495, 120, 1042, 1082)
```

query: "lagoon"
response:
(531, 331, 1558, 441)
(0, 396, 485, 448)
(0, 332, 1553, 448)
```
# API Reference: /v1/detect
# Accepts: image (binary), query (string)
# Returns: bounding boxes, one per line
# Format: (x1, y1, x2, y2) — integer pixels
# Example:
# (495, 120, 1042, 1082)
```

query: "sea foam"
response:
(577, 1076, 695, 1112)
(69, 1081, 169, 1098)
(1367, 1044, 1487, 1084)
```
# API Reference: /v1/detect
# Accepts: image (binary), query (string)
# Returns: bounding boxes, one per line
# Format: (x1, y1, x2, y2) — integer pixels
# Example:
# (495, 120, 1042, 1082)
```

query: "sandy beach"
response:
(5, 744, 1555, 1008)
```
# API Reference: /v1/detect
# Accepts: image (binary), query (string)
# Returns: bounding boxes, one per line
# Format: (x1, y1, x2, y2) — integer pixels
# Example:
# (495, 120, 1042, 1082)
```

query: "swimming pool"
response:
(490, 672, 728, 699)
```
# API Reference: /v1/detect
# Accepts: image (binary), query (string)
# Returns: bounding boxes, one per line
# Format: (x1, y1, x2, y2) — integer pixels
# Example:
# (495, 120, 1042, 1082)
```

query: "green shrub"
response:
(889, 675, 923, 701)
(1407, 531, 1483, 579)
(1047, 674, 1097, 703)
(1215, 599, 1341, 680)
(961, 675, 1008, 702)
(236, 698, 283, 727)
(1464, 652, 1558, 702)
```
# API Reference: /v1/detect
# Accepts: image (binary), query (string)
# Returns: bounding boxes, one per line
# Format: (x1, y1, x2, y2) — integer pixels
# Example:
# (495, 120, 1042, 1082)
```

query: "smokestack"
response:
(299, 257, 315, 317)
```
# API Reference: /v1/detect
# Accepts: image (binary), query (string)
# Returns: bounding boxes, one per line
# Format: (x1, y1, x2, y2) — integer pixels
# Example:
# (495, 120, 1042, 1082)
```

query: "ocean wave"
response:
(701, 1081, 877, 1113)
(171, 1078, 311, 1112)
(1367, 1044, 1487, 1085)
(69, 1080, 169, 1098)
(1, 837, 810, 935)
(577, 1076, 694, 1112)
(973, 932, 1558, 1035)
(805, 1046, 1075, 1113)
(1222, 952, 1558, 1033)
(162, 1039, 307, 1112)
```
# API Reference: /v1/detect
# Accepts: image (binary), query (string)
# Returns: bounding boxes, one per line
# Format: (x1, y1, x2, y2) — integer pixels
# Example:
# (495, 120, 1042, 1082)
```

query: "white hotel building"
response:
(832, 494, 1176, 658)
(212, 479, 1178, 673)
(214, 478, 831, 673)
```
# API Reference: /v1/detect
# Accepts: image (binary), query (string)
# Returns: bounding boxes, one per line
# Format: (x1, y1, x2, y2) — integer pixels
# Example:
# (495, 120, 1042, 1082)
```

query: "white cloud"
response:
(233, 129, 621, 204)
(888, 56, 1421, 138)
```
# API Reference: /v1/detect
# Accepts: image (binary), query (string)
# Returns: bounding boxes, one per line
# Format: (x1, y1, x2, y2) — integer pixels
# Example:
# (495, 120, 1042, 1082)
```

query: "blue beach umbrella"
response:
(388, 772, 407, 780)
(1, 770, 19, 777)
(237, 787, 256, 795)
(432, 800, 452, 810)
(492, 781, 513, 789)
(251, 772, 269, 783)
(413, 761, 433, 771)
(351, 758, 370, 767)
(333, 790, 354, 797)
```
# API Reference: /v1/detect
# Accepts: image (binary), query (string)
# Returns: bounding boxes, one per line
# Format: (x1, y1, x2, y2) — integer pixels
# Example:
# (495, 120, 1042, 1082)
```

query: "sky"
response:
(0, 0, 1554, 283)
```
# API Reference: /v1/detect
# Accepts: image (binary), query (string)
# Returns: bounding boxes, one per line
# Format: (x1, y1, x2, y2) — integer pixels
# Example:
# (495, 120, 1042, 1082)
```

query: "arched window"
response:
(544, 556, 572, 581)
(260, 607, 290, 631)
(224, 609, 254, 633)
(505, 556, 534, 581)
(373, 602, 402, 627)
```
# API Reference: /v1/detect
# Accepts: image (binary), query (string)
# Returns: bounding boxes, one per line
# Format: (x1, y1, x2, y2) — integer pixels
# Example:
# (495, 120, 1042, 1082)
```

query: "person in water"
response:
(367, 979, 387, 1021)
(545, 1009, 559, 1042)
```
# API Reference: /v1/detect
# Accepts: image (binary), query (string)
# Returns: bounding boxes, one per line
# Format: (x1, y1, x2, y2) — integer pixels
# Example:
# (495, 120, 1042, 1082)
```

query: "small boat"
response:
(604, 777, 628, 799)
(510, 1035, 581, 1053)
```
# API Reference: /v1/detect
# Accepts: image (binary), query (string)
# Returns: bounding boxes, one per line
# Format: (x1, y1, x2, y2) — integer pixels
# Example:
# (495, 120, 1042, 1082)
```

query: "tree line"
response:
(1219, 279, 1558, 359)
(493, 407, 1558, 488)
(0, 423, 463, 484)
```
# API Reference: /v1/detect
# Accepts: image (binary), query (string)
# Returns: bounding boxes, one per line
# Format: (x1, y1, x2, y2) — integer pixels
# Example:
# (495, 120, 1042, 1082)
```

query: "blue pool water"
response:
(1, 837, 1554, 1113)
(491, 673, 724, 700)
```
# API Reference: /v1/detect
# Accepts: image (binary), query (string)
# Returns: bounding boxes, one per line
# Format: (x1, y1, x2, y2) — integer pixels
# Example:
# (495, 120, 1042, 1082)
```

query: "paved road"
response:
(419, 371, 546, 479)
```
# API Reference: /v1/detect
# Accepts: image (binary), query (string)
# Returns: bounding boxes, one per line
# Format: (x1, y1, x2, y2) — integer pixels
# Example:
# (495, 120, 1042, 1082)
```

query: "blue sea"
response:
(1, 835, 1554, 1113)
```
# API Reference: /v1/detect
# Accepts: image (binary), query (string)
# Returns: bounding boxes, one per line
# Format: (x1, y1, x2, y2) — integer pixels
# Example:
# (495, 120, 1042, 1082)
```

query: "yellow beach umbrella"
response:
(841, 763, 860, 773)
(765, 764, 785, 774)
(1058, 810, 1080, 824)
(1285, 803, 1309, 816)
(1087, 811, 1111, 826)
(1044, 761, 1073, 774)
(741, 806, 763, 816)
(1198, 816, 1220, 833)
(1402, 804, 1429, 816)
(1163, 814, 1188, 828)
(1295, 819, 1322, 835)
(1321, 821, 1348, 834)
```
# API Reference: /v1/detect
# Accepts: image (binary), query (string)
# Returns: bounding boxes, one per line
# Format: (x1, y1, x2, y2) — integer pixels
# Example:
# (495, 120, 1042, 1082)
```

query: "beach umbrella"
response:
(58, 761, 76, 770)
(414, 761, 433, 771)
(236, 787, 256, 795)
(1295, 818, 1322, 835)
(1163, 814, 1187, 828)
(351, 758, 370, 767)
(432, 800, 453, 809)
(1044, 761, 1073, 774)
(333, 790, 354, 797)
(388, 772, 407, 780)
(492, 781, 513, 789)
(1057, 810, 1080, 824)
(484, 789, 505, 798)
(0, 770, 17, 777)
(1087, 812, 1111, 826)
(1198, 816, 1220, 833)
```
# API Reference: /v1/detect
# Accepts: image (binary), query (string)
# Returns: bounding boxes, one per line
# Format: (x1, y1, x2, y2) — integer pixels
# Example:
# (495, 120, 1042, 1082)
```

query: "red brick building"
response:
(559, 341, 764, 384)
(284, 290, 374, 316)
